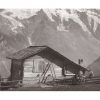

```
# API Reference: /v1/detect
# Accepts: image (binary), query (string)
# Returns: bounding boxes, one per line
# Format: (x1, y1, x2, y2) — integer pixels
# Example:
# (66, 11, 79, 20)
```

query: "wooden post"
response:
(32, 60, 35, 73)
(62, 66, 66, 77)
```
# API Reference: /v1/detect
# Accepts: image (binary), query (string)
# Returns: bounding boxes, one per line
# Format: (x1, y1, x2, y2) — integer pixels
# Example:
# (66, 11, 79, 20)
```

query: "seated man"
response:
(72, 71, 85, 85)
(77, 71, 86, 84)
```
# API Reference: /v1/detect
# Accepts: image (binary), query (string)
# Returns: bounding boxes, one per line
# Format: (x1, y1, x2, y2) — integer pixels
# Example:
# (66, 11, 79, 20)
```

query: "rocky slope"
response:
(88, 57, 100, 77)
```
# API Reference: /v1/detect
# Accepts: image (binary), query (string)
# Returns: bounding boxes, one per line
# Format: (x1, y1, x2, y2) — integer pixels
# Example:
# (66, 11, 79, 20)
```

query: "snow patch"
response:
(43, 9, 56, 21)
(57, 23, 69, 32)
(0, 11, 24, 33)
(27, 36, 33, 46)
(54, 9, 91, 34)
(87, 10, 100, 32)
(43, 9, 100, 34)
(3, 9, 40, 19)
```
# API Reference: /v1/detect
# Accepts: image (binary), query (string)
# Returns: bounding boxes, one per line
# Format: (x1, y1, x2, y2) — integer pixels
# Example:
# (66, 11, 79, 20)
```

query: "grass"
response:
(10, 83, 100, 91)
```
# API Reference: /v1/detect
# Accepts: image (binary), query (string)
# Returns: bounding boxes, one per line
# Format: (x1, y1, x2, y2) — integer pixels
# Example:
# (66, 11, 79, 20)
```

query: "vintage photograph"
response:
(0, 9, 100, 91)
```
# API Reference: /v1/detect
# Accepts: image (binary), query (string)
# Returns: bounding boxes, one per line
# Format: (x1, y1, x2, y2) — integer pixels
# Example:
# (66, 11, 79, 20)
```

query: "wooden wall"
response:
(10, 59, 24, 86)
(23, 56, 62, 77)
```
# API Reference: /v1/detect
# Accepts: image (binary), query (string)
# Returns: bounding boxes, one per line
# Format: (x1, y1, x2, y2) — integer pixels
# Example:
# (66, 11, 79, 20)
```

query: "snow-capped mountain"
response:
(2, 9, 100, 34)
(0, 9, 100, 78)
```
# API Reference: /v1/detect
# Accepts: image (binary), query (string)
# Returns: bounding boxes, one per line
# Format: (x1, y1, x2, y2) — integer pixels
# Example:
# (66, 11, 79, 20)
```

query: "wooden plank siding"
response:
(23, 56, 62, 83)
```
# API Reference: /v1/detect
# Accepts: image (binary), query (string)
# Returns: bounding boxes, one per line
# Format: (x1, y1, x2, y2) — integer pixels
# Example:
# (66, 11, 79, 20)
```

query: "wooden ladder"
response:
(40, 63, 51, 83)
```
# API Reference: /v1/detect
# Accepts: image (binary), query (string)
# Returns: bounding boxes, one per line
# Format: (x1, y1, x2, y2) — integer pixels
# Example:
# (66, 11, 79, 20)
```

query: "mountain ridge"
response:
(0, 9, 100, 78)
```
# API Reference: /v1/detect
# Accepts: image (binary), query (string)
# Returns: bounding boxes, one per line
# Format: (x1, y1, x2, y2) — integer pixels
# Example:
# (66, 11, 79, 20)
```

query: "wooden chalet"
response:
(7, 46, 87, 85)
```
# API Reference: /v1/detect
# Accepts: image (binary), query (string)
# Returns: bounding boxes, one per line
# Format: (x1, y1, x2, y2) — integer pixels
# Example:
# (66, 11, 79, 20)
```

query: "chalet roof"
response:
(7, 46, 87, 73)
(7, 46, 47, 59)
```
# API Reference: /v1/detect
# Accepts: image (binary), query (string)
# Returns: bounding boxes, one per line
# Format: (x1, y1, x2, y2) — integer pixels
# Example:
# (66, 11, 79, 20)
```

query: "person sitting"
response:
(77, 71, 86, 84)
